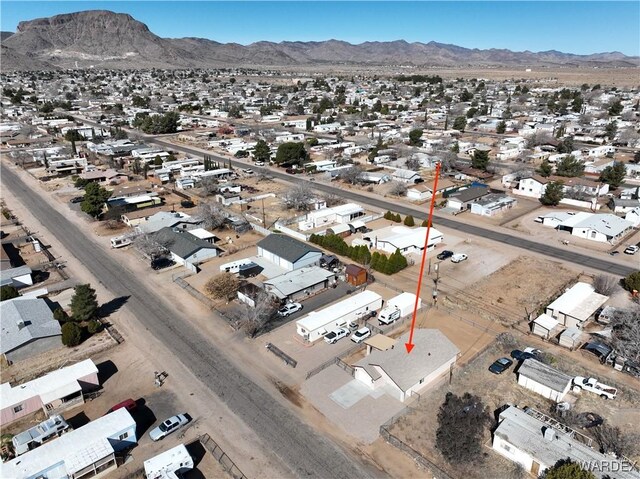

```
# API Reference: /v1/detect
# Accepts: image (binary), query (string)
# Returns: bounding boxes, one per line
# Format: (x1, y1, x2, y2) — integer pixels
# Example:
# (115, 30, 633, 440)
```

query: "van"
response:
(378, 306, 401, 326)
(110, 236, 132, 248)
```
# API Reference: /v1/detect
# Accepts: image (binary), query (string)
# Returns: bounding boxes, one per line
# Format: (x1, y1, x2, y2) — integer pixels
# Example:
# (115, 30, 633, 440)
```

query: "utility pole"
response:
(261, 198, 266, 226)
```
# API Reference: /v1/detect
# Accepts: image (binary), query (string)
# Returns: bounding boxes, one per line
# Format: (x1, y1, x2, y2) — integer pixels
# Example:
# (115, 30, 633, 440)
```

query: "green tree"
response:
(599, 162, 626, 188)
(61, 322, 82, 347)
(409, 129, 423, 146)
(306, 137, 319, 147)
(537, 159, 553, 177)
(605, 121, 617, 140)
(53, 307, 69, 323)
(435, 392, 491, 464)
(555, 155, 584, 177)
(556, 136, 575, 154)
(624, 271, 640, 292)
(154, 155, 164, 166)
(87, 319, 102, 334)
(421, 219, 431, 227)
(275, 142, 308, 166)
(471, 149, 490, 171)
(403, 215, 415, 226)
(452, 116, 467, 132)
(540, 181, 565, 206)
(450, 142, 460, 153)
(496, 121, 506, 134)
(459, 89, 473, 102)
(81, 182, 112, 218)
(70, 284, 99, 322)
(0, 285, 19, 301)
(64, 129, 84, 142)
(607, 99, 623, 116)
(542, 459, 596, 479)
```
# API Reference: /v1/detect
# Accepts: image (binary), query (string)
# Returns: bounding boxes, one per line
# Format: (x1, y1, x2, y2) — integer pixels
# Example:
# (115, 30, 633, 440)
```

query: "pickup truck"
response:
(572, 376, 617, 399)
(324, 328, 349, 344)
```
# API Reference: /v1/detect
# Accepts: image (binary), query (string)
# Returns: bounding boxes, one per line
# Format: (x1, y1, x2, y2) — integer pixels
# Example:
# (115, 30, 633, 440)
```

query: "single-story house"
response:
(515, 174, 609, 199)
(406, 184, 433, 201)
(531, 313, 561, 340)
(296, 291, 382, 342)
(345, 264, 368, 286)
(150, 227, 221, 268)
(545, 282, 609, 328)
(1, 359, 99, 425)
(263, 266, 336, 301)
(516, 359, 573, 403)
(493, 405, 638, 479)
(136, 211, 202, 234)
(391, 168, 422, 184)
(1, 298, 61, 362)
(470, 194, 517, 217)
(557, 212, 634, 244)
(626, 207, 640, 227)
(106, 194, 163, 211)
(353, 329, 460, 402)
(120, 205, 170, 227)
(79, 168, 129, 184)
(609, 198, 640, 214)
(257, 234, 322, 271)
(370, 225, 444, 256)
(298, 203, 365, 231)
(1, 408, 137, 479)
(446, 186, 490, 211)
(0, 265, 33, 288)
(109, 184, 148, 198)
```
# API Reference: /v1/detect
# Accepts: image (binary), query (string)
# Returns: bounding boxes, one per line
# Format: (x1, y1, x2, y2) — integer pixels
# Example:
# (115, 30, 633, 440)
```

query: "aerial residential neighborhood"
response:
(0, 2, 639, 479)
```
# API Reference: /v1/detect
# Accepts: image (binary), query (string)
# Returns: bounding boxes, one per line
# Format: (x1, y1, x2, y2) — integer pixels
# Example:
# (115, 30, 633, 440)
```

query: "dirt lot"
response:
(389, 337, 640, 479)
(440, 255, 580, 326)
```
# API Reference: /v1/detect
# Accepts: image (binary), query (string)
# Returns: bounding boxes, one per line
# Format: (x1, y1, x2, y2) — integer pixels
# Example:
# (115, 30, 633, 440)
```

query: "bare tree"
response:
(255, 168, 274, 182)
(388, 181, 407, 197)
(199, 176, 219, 196)
(198, 202, 227, 230)
(134, 233, 167, 259)
(609, 304, 640, 363)
(282, 183, 316, 211)
(204, 273, 240, 301)
(339, 165, 364, 185)
(323, 193, 343, 207)
(238, 290, 278, 338)
(593, 424, 638, 458)
(436, 150, 459, 172)
(593, 274, 618, 296)
(405, 155, 421, 171)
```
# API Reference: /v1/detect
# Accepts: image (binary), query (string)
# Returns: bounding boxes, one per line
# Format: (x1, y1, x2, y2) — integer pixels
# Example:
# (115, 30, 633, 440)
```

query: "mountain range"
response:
(1, 10, 638, 71)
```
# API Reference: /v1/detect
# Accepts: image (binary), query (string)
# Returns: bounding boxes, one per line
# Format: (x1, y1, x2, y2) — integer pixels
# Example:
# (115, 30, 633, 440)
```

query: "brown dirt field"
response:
(389, 338, 640, 479)
(442, 256, 579, 326)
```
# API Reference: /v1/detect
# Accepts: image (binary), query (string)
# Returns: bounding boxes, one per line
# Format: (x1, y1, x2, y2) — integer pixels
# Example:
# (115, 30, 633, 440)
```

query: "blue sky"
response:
(1, 1, 638, 56)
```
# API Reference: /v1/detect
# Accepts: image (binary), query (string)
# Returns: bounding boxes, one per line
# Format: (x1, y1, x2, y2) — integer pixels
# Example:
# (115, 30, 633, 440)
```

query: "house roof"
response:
(547, 282, 609, 322)
(344, 264, 366, 276)
(448, 186, 490, 203)
(533, 313, 559, 331)
(0, 265, 32, 286)
(494, 406, 639, 479)
(137, 211, 200, 234)
(0, 298, 61, 354)
(151, 227, 219, 260)
(257, 234, 321, 264)
(263, 267, 335, 298)
(517, 359, 572, 393)
(355, 329, 459, 391)
(568, 213, 633, 238)
(374, 225, 443, 251)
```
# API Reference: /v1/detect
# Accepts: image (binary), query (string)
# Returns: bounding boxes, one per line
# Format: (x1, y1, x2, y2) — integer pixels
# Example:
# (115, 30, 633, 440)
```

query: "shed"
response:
(531, 314, 561, 340)
(345, 264, 367, 286)
(559, 327, 583, 350)
(326, 223, 351, 238)
(517, 359, 573, 403)
(364, 334, 396, 355)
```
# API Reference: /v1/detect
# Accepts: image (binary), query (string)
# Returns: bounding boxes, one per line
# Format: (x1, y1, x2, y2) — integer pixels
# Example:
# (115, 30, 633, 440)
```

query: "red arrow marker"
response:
(406, 162, 441, 354)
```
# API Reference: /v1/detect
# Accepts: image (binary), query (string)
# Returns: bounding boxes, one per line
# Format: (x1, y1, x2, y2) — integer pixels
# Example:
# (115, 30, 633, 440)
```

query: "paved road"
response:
(1, 163, 376, 479)
(145, 137, 639, 278)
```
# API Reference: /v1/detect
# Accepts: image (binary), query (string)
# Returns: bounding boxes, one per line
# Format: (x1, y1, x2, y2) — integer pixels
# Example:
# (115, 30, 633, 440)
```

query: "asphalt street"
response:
(1, 163, 376, 479)
(147, 136, 639, 278)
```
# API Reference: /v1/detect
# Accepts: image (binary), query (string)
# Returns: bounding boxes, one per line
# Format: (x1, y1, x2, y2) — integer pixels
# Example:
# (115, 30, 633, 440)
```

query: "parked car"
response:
(451, 253, 468, 263)
(489, 357, 513, 374)
(348, 321, 358, 330)
(151, 257, 175, 270)
(582, 342, 613, 364)
(255, 161, 265, 166)
(436, 250, 454, 260)
(149, 414, 189, 441)
(242, 168, 254, 174)
(324, 328, 349, 344)
(350, 327, 371, 343)
(106, 398, 137, 415)
(510, 350, 536, 362)
(624, 245, 639, 255)
(180, 200, 195, 208)
(277, 302, 302, 317)
(70, 196, 84, 204)
(609, 250, 620, 256)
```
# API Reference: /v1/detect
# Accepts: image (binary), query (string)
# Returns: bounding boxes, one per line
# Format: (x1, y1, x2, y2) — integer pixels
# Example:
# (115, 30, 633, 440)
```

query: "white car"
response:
(350, 327, 371, 343)
(624, 245, 639, 255)
(277, 302, 303, 317)
(324, 328, 349, 344)
(149, 414, 189, 441)
(242, 168, 254, 174)
(255, 161, 265, 166)
(451, 253, 468, 263)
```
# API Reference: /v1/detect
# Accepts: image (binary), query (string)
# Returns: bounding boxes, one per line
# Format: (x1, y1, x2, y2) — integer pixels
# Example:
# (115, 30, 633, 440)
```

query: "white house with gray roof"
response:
(516, 359, 573, 403)
(353, 329, 459, 402)
(257, 234, 322, 271)
(263, 266, 336, 301)
(538, 211, 634, 243)
(150, 227, 221, 270)
(1, 298, 61, 362)
(0, 265, 33, 288)
(546, 282, 609, 329)
(135, 211, 202, 234)
(493, 405, 640, 478)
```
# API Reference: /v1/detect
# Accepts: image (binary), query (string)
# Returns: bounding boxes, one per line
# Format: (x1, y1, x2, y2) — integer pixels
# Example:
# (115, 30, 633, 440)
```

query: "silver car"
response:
(149, 414, 189, 441)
